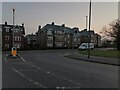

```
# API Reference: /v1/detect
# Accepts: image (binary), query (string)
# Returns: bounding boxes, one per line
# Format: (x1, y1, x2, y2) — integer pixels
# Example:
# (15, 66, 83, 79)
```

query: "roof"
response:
(80, 29, 95, 36)
(42, 24, 64, 31)
(0, 24, 25, 35)
(26, 34, 36, 40)
(42, 24, 78, 35)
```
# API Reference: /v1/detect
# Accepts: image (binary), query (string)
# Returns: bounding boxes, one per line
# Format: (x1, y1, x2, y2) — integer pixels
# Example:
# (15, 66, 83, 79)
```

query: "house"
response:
(36, 25, 47, 50)
(64, 26, 73, 49)
(1, 22, 25, 50)
(72, 27, 81, 48)
(36, 22, 101, 49)
(80, 29, 101, 47)
(36, 22, 77, 49)
(24, 33, 37, 50)
(41, 22, 65, 49)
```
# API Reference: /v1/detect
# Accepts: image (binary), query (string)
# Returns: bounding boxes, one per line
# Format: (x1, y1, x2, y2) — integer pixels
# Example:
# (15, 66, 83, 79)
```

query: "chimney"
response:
(51, 22, 54, 25)
(38, 25, 41, 30)
(5, 21, 7, 25)
(62, 24, 65, 27)
(22, 23, 24, 27)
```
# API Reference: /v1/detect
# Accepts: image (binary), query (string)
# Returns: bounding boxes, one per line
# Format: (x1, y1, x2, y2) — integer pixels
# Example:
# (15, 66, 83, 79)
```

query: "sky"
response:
(2, 2, 118, 35)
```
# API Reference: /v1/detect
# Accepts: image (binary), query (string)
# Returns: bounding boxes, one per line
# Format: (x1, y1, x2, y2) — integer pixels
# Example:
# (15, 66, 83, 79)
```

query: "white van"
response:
(78, 43, 94, 50)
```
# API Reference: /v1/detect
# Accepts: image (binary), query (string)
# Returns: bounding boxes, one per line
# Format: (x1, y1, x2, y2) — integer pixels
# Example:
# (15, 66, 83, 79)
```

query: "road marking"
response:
(31, 64, 81, 87)
(11, 67, 47, 88)
(20, 57, 26, 62)
(47, 71, 50, 74)
(4, 58, 8, 63)
(19, 69, 37, 72)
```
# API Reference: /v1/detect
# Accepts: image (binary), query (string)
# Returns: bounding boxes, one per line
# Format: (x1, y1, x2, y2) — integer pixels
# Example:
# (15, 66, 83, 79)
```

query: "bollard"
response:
(11, 47, 17, 57)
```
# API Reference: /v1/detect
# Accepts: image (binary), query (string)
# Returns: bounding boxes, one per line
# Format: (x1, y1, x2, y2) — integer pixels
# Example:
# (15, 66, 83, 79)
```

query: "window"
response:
(15, 43, 21, 48)
(56, 43, 62, 47)
(68, 35, 70, 38)
(56, 31, 62, 34)
(14, 29, 19, 32)
(64, 45, 67, 47)
(5, 35, 9, 40)
(47, 30, 52, 35)
(64, 38, 66, 41)
(5, 27, 10, 32)
(47, 37, 53, 40)
(47, 43, 53, 47)
(5, 28, 9, 32)
(14, 36, 21, 41)
(18, 37, 21, 41)
(14, 36, 17, 41)
(5, 44, 9, 49)
(68, 41, 70, 44)
(74, 38, 77, 42)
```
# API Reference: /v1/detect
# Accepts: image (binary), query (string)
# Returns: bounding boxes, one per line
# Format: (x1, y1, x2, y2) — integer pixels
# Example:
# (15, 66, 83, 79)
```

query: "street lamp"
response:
(88, 0, 92, 58)
(86, 16, 88, 30)
(12, 8, 15, 47)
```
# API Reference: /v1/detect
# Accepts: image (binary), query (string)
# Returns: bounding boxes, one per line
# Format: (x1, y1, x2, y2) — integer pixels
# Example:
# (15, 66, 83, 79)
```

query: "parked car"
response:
(78, 43, 94, 50)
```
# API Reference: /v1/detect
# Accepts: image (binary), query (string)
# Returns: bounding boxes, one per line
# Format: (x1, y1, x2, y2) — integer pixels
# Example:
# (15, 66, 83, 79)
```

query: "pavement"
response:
(2, 50, 119, 88)
(64, 52, 120, 66)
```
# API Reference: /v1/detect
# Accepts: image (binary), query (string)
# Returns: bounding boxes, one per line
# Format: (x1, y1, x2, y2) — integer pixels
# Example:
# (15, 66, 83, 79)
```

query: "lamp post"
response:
(12, 8, 15, 47)
(88, 0, 92, 58)
(86, 16, 88, 30)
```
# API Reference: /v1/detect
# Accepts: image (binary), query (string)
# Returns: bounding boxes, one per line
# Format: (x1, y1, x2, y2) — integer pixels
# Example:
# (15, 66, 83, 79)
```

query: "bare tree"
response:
(101, 19, 120, 50)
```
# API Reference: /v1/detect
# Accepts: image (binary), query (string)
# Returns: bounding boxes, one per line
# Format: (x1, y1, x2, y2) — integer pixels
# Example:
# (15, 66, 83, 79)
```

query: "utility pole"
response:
(86, 16, 88, 29)
(88, 0, 91, 58)
(12, 8, 15, 47)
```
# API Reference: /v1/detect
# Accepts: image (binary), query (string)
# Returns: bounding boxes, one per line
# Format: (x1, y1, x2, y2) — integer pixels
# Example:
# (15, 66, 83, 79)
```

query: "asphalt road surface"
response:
(2, 49, 119, 88)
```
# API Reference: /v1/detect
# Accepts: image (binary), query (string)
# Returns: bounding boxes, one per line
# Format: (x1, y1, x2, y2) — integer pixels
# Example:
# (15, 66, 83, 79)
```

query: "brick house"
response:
(72, 27, 81, 48)
(36, 25, 47, 49)
(24, 33, 37, 50)
(36, 22, 101, 49)
(36, 22, 76, 49)
(41, 22, 65, 49)
(1, 22, 25, 50)
(80, 29, 101, 47)
(64, 27, 73, 49)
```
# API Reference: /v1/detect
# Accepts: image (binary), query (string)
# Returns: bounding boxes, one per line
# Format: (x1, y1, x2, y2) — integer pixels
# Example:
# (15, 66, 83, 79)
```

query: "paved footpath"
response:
(64, 53, 120, 66)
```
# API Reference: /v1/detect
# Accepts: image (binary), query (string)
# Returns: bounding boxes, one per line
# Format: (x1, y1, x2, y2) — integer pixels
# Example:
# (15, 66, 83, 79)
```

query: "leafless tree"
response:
(101, 19, 120, 50)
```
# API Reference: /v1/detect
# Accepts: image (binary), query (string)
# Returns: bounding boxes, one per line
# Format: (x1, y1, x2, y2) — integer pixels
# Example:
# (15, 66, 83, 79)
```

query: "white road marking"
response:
(4, 58, 7, 62)
(47, 71, 50, 74)
(31, 64, 81, 87)
(19, 69, 37, 72)
(20, 57, 26, 62)
(11, 67, 47, 88)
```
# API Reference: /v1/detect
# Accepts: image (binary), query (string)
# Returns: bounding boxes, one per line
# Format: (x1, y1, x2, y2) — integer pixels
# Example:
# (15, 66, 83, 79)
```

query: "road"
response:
(2, 49, 118, 88)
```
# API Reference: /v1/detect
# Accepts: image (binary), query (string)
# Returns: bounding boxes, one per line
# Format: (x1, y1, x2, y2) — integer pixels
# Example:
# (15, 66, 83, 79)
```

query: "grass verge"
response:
(79, 49, 120, 58)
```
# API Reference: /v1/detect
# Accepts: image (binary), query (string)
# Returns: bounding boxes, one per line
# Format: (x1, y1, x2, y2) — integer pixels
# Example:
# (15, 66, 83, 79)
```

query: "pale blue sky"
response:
(2, 2, 118, 34)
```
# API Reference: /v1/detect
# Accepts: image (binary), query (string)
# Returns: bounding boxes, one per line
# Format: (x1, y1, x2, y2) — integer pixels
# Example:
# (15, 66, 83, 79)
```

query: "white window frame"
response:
(74, 38, 77, 42)
(47, 43, 53, 47)
(47, 30, 52, 35)
(68, 35, 70, 38)
(5, 44, 9, 49)
(5, 35, 9, 40)
(47, 36, 53, 41)
(64, 38, 66, 41)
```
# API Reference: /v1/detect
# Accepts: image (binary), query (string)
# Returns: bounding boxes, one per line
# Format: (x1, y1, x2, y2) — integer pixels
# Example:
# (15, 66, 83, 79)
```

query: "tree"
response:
(101, 19, 120, 50)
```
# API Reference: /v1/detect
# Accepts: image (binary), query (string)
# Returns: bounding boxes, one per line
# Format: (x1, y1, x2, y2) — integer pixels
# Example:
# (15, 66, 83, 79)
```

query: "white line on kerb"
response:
(20, 57, 26, 62)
